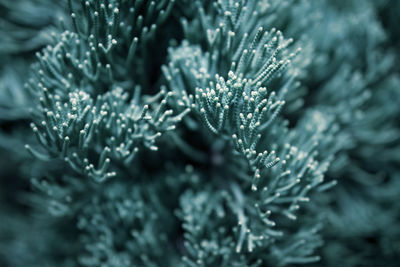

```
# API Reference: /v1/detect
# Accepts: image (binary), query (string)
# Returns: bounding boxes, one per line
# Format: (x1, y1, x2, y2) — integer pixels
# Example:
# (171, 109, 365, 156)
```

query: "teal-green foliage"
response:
(0, 0, 399, 266)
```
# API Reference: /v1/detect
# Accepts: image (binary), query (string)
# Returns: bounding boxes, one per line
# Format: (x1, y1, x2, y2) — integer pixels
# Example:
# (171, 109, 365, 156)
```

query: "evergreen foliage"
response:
(0, 0, 399, 266)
